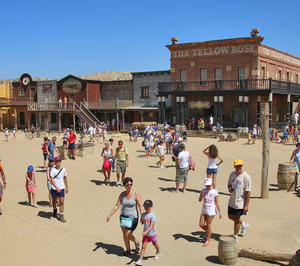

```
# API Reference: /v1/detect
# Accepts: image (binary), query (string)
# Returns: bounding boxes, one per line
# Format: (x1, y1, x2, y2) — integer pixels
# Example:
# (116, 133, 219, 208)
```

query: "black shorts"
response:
(228, 206, 246, 216)
(120, 215, 138, 231)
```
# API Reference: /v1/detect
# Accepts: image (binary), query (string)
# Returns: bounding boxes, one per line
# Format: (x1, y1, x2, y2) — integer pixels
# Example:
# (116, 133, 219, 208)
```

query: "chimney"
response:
(171, 38, 178, 45)
(251, 29, 260, 38)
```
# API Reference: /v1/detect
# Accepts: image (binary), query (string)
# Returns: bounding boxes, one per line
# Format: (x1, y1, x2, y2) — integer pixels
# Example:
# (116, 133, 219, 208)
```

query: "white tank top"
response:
(207, 157, 217, 169)
(104, 148, 112, 158)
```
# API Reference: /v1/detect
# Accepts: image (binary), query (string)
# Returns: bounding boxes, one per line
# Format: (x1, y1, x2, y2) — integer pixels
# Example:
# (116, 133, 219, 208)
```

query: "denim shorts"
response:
(207, 168, 218, 174)
(43, 153, 48, 161)
(51, 189, 65, 199)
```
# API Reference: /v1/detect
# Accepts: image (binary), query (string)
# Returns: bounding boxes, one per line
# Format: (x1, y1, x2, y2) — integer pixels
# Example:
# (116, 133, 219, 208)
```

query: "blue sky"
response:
(1, 0, 299, 80)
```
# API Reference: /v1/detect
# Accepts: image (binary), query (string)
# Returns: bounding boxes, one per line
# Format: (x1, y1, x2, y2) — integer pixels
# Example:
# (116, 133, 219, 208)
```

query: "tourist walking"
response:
(4, 128, 9, 141)
(209, 115, 214, 131)
(134, 127, 139, 142)
(115, 140, 129, 187)
(68, 129, 77, 160)
(156, 140, 165, 168)
(0, 158, 7, 215)
(101, 141, 115, 185)
(165, 130, 173, 154)
(290, 142, 300, 174)
(48, 136, 60, 158)
(106, 177, 142, 256)
(30, 124, 35, 139)
(25, 165, 37, 207)
(174, 143, 190, 193)
(50, 157, 68, 222)
(135, 200, 162, 265)
(46, 157, 55, 207)
(199, 178, 222, 247)
(227, 160, 251, 241)
(109, 138, 116, 172)
(13, 128, 16, 138)
(203, 145, 223, 189)
(42, 137, 49, 168)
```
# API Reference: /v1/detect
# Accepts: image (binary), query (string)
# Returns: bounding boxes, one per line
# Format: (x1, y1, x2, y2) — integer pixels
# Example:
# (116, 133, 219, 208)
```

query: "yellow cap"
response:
(234, 160, 244, 166)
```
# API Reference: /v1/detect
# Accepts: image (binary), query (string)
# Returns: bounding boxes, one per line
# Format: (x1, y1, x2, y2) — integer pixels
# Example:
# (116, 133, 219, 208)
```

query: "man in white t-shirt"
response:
(227, 160, 251, 241)
(294, 112, 299, 125)
(51, 156, 68, 222)
(174, 144, 190, 193)
(209, 115, 214, 131)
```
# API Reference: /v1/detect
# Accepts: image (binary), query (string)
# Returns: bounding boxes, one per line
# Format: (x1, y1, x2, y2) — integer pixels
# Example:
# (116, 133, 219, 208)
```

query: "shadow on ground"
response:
(37, 211, 53, 219)
(18, 201, 29, 206)
(206, 256, 220, 264)
(158, 177, 174, 182)
(90, 180, 117, 186)
(37, 201, 50, 207)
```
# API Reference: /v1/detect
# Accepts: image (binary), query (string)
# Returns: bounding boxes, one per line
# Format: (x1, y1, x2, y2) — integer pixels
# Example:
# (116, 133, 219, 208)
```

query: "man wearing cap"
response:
(0, 158, 7, 215)
(227, 160, 251, 240)
(50, 157, 68, 222)
(68, 129, 77, 160)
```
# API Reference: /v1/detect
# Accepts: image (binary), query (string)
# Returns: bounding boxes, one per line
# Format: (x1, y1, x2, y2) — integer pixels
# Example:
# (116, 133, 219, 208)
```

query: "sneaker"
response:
(160, 166, 164, 168)
(59, 214, 66, 223)
(182, 189, 186, 193)
(154, 251, 162, 260)
(240, 223, 249, 236)
(233, 234, 238, 243)
(172, 189, 180, 193)
(135, 258, 143, 265)
(106, 183, 110, 186)
(115, 182, 120, 187)
(53, 208, 57, 218)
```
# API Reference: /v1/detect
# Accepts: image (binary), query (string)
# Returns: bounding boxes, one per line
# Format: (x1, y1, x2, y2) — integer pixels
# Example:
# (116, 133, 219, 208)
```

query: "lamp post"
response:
(214, 96, 218, 126)
(218, 96, 224, 126)
(180, 96, 185, 126)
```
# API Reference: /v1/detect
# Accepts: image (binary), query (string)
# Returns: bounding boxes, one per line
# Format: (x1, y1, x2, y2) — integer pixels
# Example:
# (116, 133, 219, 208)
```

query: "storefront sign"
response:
(62, 78, 82, 94)
(42, 84, 53, 93)
(261, 47, 300, 66)
(173, 45, 256, 58)
(188, 101, 210, 109)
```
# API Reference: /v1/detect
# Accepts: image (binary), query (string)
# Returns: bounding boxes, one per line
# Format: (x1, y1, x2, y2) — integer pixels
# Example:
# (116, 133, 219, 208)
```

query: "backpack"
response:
(142, 140, 145, 147)
(103, 159, 111, 171)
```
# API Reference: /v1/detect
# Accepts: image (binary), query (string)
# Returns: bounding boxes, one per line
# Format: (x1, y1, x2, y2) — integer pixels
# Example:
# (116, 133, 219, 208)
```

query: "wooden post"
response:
(0, 108, 3, 130)
(261, 103, 270, 199)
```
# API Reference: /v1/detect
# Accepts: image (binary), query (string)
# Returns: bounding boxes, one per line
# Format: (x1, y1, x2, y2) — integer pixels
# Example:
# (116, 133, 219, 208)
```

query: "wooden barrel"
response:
(293, 249, 300, 266)
(219, 134, 228, 141)
(227, 134, 237, 142)
(218, 235, 238, 265)
(277, 162, 297, 190)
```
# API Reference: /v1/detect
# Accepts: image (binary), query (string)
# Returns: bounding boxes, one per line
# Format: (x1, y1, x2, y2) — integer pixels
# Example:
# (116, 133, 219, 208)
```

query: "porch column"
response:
(239, 96, 244, 127)
(161, 96, 166, 124)
(14, 108, 18, 130)
(140, 111, 144, 122)
(44, 113, 48, 132)
(176, 96, 180, 125)
(35, 112, 38, 129)
(157, 97, 162, 125)
(73, 112, 76, 132)
(116, 111, 120, 132)
(214, 96, 218, 126)
(269, 92, 273, 127)
(27, 112, 31, 129)
(58, 110, 62, 134)
(180, 96, 185, 126)
(0, 108, 3, 130)
(287, 94, 291, 122)
(121, 110, 125, 131)
(244, 96, 249, 128)
(257, 95, 261, 126)
(218, 96, 224, 126)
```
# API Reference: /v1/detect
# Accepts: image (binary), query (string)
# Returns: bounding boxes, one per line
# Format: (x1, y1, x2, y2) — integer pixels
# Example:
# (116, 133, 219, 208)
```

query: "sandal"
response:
(122, 250, 131, 256)
(203, 241, 210, 247)
(135, 242, 140, 253)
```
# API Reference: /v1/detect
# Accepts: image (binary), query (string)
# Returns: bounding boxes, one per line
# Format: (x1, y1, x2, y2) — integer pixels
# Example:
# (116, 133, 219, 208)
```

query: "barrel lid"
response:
(280, 162, 296, 166)
(219, 235, 236, 242)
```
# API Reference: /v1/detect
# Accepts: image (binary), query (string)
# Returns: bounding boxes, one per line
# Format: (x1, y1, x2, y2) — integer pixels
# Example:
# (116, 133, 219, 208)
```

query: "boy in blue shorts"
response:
(136, 200, 162, 265)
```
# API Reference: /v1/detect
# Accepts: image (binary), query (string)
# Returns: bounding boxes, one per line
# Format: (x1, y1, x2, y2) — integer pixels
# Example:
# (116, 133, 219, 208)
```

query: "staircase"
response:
(73, 102, 99, 128)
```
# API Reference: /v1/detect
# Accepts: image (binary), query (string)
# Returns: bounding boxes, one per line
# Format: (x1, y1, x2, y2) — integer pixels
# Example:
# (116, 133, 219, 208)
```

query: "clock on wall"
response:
(20, 73, 32, 87)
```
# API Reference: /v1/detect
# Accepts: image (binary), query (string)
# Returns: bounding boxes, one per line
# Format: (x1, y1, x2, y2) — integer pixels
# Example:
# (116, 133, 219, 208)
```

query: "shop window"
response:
(141, 87, 149, 98)
(261, 67, 266, 79)
(238, 67, 246, 80)
(214, 68, 222, 80)
(180, 69, 187, 82)
(200, 69, 207, 85)
(19, 87, 25, 96)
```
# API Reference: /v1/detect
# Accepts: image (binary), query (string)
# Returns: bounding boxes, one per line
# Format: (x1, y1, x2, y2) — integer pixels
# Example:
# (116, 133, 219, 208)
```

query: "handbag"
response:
(120, 217, 133, 228)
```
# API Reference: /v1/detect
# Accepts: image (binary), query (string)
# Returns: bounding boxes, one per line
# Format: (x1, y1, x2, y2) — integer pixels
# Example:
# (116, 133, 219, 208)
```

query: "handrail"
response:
(80, 102, 101, 125)
(73, 102, 95, 126)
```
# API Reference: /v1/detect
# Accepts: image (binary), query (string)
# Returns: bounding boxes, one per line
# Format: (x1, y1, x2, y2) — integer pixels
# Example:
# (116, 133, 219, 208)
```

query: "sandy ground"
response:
(0, 132, 299, 266)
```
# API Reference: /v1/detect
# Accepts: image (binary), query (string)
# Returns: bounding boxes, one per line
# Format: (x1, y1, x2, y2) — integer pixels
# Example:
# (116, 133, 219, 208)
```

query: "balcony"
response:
(158, 79, 270, 93)
(27, 102, 74, 111)
(0, 97, 34, 106)
(85, 100, 133, 110)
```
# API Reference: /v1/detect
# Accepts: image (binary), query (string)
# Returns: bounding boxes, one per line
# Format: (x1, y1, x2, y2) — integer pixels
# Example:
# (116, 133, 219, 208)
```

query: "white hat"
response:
(178, 137, 183, 142)
(204, 178, 212, 186)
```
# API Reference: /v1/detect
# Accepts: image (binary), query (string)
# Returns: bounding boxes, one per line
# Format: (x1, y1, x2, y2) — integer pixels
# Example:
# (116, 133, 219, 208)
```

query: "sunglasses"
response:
(119, 143, 123, 145)
(125, 183, 132, 187)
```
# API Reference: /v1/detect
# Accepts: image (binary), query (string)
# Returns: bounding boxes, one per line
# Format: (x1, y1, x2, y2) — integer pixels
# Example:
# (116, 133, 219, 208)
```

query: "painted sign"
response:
(261, 47, 300, 66)
(188, 101, 211, 109)
(42, 84, 53, 93)
(62, 78, 82, 94)
(173, 45, 256, 58)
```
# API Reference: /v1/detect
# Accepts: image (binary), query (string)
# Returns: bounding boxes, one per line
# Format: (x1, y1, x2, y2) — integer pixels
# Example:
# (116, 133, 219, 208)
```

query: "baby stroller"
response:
(182, 131, 187, 141)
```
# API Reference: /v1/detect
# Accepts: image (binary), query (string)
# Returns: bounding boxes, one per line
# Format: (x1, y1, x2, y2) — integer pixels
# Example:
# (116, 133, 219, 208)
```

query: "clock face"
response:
(22, 77, 30, 86)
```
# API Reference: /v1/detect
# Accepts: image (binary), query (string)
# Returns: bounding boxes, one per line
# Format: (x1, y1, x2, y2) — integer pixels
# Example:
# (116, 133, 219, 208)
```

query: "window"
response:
(286, 72, 290, 82)
(115, 90, 120, 99)
(105, 91, 110, 100)
(19, 87, 25, 96)
(214, 68, 222, 80)
(180, 69, 187, 82)
(296, 74, 299, 84)
(278, 70, 282, 81)
(238, 67, 246, 80)
(261, 67, 266, 79)
(19, 112, 25, 126)
(200, 69, 208, 84)
(124, 90, 131, 100)
(141, 87, 149, 98)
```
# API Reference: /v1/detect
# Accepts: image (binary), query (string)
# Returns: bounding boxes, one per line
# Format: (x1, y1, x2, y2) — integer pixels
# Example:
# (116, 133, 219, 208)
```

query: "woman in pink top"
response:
(25, 165, 37, 207)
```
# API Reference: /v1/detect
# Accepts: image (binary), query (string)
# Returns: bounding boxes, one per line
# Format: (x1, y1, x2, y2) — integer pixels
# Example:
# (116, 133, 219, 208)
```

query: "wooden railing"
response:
(27, 102, 74, 111)
(0, 97, 34, 105)
(85, 100, 133, 109)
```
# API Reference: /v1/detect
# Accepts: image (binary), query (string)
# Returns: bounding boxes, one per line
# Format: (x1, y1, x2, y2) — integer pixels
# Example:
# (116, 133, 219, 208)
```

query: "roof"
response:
(80, 72, 132, 81)
(132, 70, 170, 76)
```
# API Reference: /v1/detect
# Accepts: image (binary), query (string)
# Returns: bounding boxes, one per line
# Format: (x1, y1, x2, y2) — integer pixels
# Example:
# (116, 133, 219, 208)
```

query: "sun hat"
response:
(204, 178, 212, 186)
(27, 165, 34, 172)
(55, 156, 62, 162)
(178, 137, 183, 143)
(143, 200, 153, 208)
(234, 160, 244, 166)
